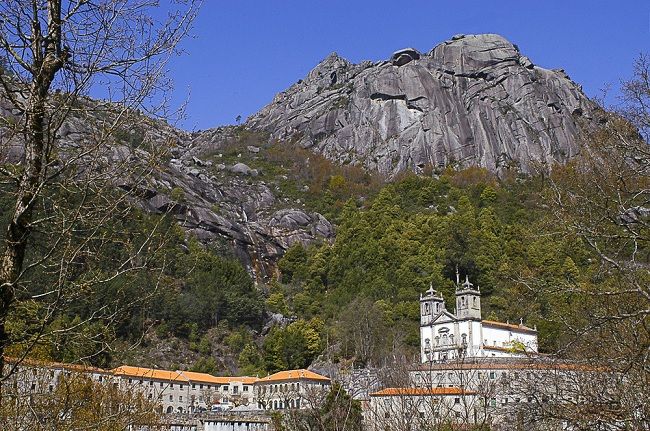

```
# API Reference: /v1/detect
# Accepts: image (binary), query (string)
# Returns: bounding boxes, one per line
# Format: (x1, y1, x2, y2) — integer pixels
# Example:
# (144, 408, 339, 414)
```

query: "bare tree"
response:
(1, 361, 164, 430)
(521, 54, 650, 429)
(0, 0, 200, 390)
(278, 383, 362, 431)
(366, 358, 495, 431)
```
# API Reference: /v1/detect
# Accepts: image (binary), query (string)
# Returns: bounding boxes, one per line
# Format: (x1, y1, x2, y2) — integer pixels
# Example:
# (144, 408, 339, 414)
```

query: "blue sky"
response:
(167, 1, 650, 131)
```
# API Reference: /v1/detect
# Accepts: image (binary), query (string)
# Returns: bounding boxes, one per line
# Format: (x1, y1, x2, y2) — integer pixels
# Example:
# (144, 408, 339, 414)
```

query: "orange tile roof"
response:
(179, 371, 258, 385)
(482, 320, 537, 334)
(257, 369, 330, 383)
(112, 365, 188, 382)
(370, 387, 475, 397)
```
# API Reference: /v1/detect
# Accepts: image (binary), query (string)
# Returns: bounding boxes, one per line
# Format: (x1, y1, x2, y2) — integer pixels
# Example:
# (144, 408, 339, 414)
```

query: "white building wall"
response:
(204, 420, 269, 431)
(480, 326, 537, 355)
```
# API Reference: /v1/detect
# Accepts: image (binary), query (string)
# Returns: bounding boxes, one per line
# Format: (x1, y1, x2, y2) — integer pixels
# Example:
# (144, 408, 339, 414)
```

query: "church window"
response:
(434, 336, 439, 346)
(442, 334, 448, 345)
(425, 303, 430, 314)
(473, 297, 477, 306)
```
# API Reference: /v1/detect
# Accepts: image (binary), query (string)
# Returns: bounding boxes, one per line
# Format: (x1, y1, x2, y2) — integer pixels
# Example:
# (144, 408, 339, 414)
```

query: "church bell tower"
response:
(420, 283, 446, 326)
(455, 274, 481, 320)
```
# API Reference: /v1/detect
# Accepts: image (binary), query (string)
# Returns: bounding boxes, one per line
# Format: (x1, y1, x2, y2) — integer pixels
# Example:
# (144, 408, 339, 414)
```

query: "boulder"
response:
(391, 48, 421, 66)
(230, 162, 253, 175)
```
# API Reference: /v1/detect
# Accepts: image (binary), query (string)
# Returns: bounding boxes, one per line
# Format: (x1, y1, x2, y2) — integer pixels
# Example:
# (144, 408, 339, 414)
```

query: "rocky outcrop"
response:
(0, 88, 334, 281)
(247, 34, 598, 175)
(134, 146, 334, 280)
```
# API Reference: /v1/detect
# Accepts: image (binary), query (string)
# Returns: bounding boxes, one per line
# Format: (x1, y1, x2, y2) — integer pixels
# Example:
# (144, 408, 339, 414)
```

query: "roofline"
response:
(409, 359, 602, 372)
(5, 356, 110, 374)
(256, 376, 331, 384)
(370, 387, 476, 397)
(481, 320, 537, 334)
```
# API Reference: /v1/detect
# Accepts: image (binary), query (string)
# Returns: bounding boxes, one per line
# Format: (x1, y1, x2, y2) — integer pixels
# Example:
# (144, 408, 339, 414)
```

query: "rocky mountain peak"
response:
(430, 33, 527, 74)
(248, 33, 598, 176)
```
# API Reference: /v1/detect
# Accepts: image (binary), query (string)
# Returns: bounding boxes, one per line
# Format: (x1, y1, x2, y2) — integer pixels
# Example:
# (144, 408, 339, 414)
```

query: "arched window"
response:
(166, 406, 173, 414)
(442, 334, 448, 345)
(434, 336, 439, 346)
(425, 303, 430, 314)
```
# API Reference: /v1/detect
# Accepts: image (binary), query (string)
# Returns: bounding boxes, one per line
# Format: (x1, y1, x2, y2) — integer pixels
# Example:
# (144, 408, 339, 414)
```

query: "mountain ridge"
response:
(246, 33, 599, 176)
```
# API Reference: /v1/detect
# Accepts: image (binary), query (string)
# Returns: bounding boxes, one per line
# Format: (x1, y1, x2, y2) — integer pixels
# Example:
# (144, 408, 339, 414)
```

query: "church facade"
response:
(420, 274, 538, 363)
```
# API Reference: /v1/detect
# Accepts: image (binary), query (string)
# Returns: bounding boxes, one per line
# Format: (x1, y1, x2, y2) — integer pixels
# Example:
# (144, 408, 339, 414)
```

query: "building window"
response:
(200, 384, 203, 389)
(244, 386, 249, 392)
(169, 395, 173, 401)
(454, 397, 460, 404)
(128, 378, 132, 384)
(489, 372, 495, 379)
(192, 384, 196, 389)
(170, 383, 174, 388)
(180, 384, 183, 389)
(179, 396, 183, 402)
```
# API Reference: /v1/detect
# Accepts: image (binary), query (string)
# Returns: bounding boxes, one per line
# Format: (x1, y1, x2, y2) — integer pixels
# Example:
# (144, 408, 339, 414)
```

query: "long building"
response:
(3, 357, 330, 418)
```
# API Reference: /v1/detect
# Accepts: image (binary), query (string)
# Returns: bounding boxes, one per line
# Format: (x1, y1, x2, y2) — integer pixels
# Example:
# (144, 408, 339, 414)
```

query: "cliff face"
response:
(247, 34, 597, 175)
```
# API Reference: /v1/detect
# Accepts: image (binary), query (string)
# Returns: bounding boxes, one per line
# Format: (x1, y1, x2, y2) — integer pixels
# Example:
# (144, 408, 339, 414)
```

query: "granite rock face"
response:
(247, 34, 597, 175)
(0, 94, 334, 282)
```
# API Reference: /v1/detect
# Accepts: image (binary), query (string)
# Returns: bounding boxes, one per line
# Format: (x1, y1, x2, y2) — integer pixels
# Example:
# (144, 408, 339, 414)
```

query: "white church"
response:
(420, 273, 538, 362)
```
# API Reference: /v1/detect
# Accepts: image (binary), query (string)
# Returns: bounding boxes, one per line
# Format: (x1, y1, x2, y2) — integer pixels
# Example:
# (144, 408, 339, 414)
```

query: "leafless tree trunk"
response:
(0, 0, 200, 397)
